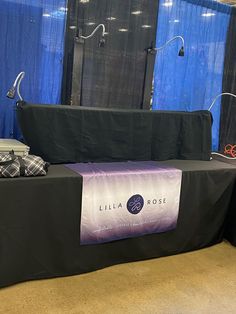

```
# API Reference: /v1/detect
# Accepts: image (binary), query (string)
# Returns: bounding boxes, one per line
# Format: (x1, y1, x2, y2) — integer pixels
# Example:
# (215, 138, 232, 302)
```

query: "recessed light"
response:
(131, 11, 142, 15)
(80, 0, 89, 3)
(107, 17, 116, 21)
(86, 22, 95, 25)
(43, 13, 51, 17)
(142, 25, 151, 28)
(162, 2, 173, 7)
(169, 19, 180, 23)
(202, 13, 215, 17)
(118, 28, 128, 32)
(59, 7, 68, 11)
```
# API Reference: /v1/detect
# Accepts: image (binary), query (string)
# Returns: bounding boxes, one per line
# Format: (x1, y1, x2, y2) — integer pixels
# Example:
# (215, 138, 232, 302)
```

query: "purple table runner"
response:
(66, 161, 182, 245)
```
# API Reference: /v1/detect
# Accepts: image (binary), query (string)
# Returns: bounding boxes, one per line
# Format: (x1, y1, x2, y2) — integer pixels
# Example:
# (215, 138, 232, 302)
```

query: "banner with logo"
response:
(66, 161, 182, 245)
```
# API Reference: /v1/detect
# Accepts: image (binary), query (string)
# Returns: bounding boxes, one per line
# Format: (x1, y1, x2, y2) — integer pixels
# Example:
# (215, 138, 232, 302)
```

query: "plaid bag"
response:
(0, 152, 49, 178)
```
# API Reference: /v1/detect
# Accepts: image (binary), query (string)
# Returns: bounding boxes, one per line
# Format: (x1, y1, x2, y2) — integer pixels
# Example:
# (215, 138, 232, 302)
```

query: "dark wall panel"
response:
(70, 0, 158, 109)
(220, 8, 236, 151)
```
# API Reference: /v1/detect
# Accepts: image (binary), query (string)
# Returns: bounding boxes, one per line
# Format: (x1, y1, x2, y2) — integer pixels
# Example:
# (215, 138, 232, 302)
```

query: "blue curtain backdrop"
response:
(0, 0, 67, 139)
(152, 0, 231, 150)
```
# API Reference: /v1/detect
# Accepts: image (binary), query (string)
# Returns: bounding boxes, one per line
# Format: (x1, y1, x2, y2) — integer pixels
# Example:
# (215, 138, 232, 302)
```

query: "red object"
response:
(224, 144, 236, 158)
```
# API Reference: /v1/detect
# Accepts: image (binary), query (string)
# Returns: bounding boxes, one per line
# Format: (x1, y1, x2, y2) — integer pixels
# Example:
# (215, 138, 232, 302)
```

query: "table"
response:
(0, 160, 236, 288)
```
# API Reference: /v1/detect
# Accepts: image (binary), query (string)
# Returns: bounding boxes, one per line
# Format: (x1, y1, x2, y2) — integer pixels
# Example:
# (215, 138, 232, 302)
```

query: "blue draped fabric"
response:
(152, 0, 231, 150)
(0, 0, 66, 138)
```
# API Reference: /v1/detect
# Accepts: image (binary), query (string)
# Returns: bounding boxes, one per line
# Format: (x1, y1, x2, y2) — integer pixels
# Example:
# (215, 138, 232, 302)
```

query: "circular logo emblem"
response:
(127, 194, 144, 215)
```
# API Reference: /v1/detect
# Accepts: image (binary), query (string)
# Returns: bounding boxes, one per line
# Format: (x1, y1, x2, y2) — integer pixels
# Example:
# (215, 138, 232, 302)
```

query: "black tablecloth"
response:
(224, 182, 236, 246)
(212, 155, 236, 246)
(0, 160, 236, 288)
(17, 102, 212, 163)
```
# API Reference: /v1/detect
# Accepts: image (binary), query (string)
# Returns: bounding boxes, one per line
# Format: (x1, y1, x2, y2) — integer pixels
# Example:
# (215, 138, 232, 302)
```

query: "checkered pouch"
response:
(0, 152, 49, 178)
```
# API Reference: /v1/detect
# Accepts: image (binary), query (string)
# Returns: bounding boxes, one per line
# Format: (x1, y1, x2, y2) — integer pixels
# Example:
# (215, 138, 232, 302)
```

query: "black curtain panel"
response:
(71, 0, 158, 109)
(220, 8, 236, 151)
(61, 0, 79, 105)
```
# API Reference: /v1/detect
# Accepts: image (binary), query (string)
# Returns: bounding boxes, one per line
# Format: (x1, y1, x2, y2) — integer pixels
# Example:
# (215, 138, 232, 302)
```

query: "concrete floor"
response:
(0, 241, 235, 314)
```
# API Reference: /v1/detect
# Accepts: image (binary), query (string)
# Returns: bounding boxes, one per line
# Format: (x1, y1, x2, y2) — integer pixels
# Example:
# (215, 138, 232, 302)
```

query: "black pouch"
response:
(0, 151, 49, 178)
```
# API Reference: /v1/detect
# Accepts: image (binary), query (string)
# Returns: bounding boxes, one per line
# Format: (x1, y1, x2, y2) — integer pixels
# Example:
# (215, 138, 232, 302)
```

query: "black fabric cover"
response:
(212, 155, 236, 246)
(220, 8, 236, 151)
(17, 102, 212, 163)
(224, 180, 236, 246)
(0, 159, 236, 288)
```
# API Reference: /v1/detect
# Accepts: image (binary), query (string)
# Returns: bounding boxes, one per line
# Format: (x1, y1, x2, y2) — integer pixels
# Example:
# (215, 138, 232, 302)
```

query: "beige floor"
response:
(0, 241, 236, 314)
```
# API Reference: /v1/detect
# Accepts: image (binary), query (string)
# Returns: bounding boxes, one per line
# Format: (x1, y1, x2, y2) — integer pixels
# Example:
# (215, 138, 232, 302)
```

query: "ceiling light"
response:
(142, 25, 151, 28)
(59, 7, 68, 11)
(80, 0, 89, 3)
(131, 11, 142, 15)
(202, 13, 215, 17)
(169, 19, 180, 23)
(43, 13, 51, 17)
(118, 28, 128, 32)
(86, 22, 95, 25)
(162, 2, 173, 7)
(70, 26, 76, 30)
(107, 17, 116, 21)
